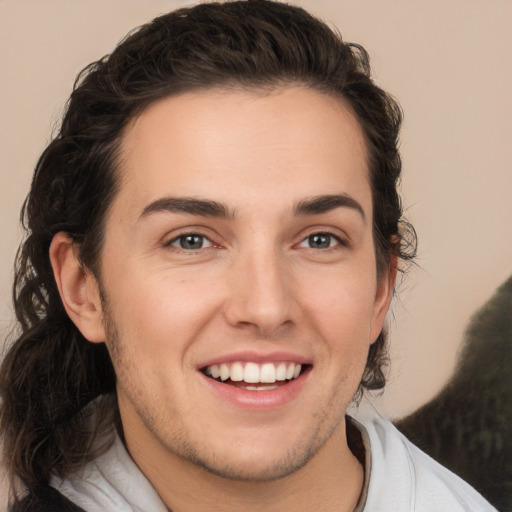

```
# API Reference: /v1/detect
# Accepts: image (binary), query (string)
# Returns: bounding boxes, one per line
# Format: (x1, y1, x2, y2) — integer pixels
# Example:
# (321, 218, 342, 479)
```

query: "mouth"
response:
(201, 361, 310, 391)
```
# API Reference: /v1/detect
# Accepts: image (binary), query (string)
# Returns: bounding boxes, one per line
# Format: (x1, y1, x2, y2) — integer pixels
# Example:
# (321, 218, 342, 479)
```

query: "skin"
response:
(51, 87, 395, 511)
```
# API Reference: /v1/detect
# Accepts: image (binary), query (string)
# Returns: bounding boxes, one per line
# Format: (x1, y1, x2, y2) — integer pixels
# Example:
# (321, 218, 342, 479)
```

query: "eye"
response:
(299, 232, 342, 249)
(168, 234, 212, 250)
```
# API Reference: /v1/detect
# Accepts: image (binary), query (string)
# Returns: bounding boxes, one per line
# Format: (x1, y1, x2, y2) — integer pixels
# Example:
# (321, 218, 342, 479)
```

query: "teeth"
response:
(204, 361, 303, 384)
(243, 384, 280, 391)
(230, 362, 244, 382)
(276, 362, 287, 381)
(210, 365, 220, 379)
(244, 362, 260, 383)
(260, 363, 276, 383)
(285, 362, 295, 380)
(220, 363, 230, 381)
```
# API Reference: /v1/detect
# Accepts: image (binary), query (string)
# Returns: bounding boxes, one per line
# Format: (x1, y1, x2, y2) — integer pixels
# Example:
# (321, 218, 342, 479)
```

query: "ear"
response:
(49, 232, 106, 343)
(369, 252, 398, 344)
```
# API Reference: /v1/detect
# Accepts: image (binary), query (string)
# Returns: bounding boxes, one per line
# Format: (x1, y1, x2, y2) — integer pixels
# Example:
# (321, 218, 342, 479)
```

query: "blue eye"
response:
(300, 233, 340, 249)
(170, 234, 212, 250)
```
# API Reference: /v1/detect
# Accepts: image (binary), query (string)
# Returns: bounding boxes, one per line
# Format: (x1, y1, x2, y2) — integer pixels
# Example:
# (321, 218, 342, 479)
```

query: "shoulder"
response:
(350, 410, 498, 512)
(10, 486, 86, 512)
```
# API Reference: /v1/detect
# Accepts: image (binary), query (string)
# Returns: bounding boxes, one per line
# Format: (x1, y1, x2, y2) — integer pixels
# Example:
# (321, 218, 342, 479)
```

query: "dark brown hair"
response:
(0, 0, 416, 498)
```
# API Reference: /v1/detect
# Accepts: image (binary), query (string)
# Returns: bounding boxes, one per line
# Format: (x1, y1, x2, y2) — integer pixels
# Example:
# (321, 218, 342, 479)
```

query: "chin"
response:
(185, 445, 316, 482)
(169, 422, 334, 483)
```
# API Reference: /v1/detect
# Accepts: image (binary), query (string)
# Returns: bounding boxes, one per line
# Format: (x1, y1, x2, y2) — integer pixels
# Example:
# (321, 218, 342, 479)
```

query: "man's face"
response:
(95, 87, 392, 480)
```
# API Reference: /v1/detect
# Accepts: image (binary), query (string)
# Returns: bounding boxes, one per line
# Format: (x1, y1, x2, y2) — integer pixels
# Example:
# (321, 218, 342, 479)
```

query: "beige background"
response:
(0, 0, 511, 425)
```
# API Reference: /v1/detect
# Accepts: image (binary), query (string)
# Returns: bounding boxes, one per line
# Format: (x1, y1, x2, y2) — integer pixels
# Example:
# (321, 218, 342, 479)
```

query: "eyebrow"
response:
(139, 197, 234, 220)
(138, 194, 365, 222)
(293, 194, 366, 222)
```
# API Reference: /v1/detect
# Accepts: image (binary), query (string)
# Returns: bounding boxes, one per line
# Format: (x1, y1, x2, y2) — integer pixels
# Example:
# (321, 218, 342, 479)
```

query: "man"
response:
(0, 1, 496, 511)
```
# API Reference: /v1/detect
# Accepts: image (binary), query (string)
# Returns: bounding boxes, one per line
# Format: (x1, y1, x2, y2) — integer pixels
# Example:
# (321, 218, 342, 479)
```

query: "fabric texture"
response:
(10, 485, 86, 512)
(352, 409, 498, 511)
(40, 411, 497, 512)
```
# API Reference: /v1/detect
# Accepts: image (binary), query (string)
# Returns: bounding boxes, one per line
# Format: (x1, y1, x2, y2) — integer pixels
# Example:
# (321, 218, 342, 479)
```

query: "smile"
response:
(202, 361, 305, 390)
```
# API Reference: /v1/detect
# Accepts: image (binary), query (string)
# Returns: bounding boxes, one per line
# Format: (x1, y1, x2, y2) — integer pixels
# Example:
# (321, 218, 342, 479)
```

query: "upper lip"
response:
(197, 350, 312, 369)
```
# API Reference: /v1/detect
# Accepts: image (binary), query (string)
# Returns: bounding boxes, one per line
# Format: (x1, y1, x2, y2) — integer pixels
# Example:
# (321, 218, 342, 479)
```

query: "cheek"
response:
(298, 266, 378, 335)
(104, 269, 222, 354)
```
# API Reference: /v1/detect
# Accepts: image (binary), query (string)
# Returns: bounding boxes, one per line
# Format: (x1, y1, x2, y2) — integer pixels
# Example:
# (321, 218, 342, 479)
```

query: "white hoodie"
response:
(50, 412, 497, 512)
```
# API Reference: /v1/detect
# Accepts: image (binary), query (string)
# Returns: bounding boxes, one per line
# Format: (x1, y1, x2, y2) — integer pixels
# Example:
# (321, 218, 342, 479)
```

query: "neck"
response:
(125, 419, 364, 512)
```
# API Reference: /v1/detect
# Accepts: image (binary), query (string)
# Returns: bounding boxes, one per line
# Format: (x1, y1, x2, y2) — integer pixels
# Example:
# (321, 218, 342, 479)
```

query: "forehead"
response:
(114, 87, 370, 219)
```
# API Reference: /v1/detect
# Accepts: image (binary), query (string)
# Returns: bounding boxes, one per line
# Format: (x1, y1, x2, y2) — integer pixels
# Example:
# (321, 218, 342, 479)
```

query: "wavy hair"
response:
(0, 0, 416, 498)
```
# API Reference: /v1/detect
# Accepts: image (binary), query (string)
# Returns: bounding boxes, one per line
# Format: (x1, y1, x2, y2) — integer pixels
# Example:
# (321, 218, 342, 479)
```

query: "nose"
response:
(223, 248, 296, 336)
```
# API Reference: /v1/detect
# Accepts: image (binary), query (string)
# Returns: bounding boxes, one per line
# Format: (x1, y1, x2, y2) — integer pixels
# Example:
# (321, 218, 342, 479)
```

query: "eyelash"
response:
(165, 233, 214, 251)
(297, 232, 346, 250)
(164, 230, 347, 253)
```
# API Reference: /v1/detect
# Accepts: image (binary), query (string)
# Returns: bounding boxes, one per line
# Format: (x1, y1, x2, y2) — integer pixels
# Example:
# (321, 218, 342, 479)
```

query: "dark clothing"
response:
(11, 486, 85, 512)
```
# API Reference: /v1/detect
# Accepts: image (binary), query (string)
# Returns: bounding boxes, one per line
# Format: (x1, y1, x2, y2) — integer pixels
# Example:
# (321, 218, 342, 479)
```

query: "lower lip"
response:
(199, 367, 311, 411)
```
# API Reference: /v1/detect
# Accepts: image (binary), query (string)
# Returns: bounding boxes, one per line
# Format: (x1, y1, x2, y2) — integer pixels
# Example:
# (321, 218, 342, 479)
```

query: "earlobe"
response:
(49, 232, 106, 343)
